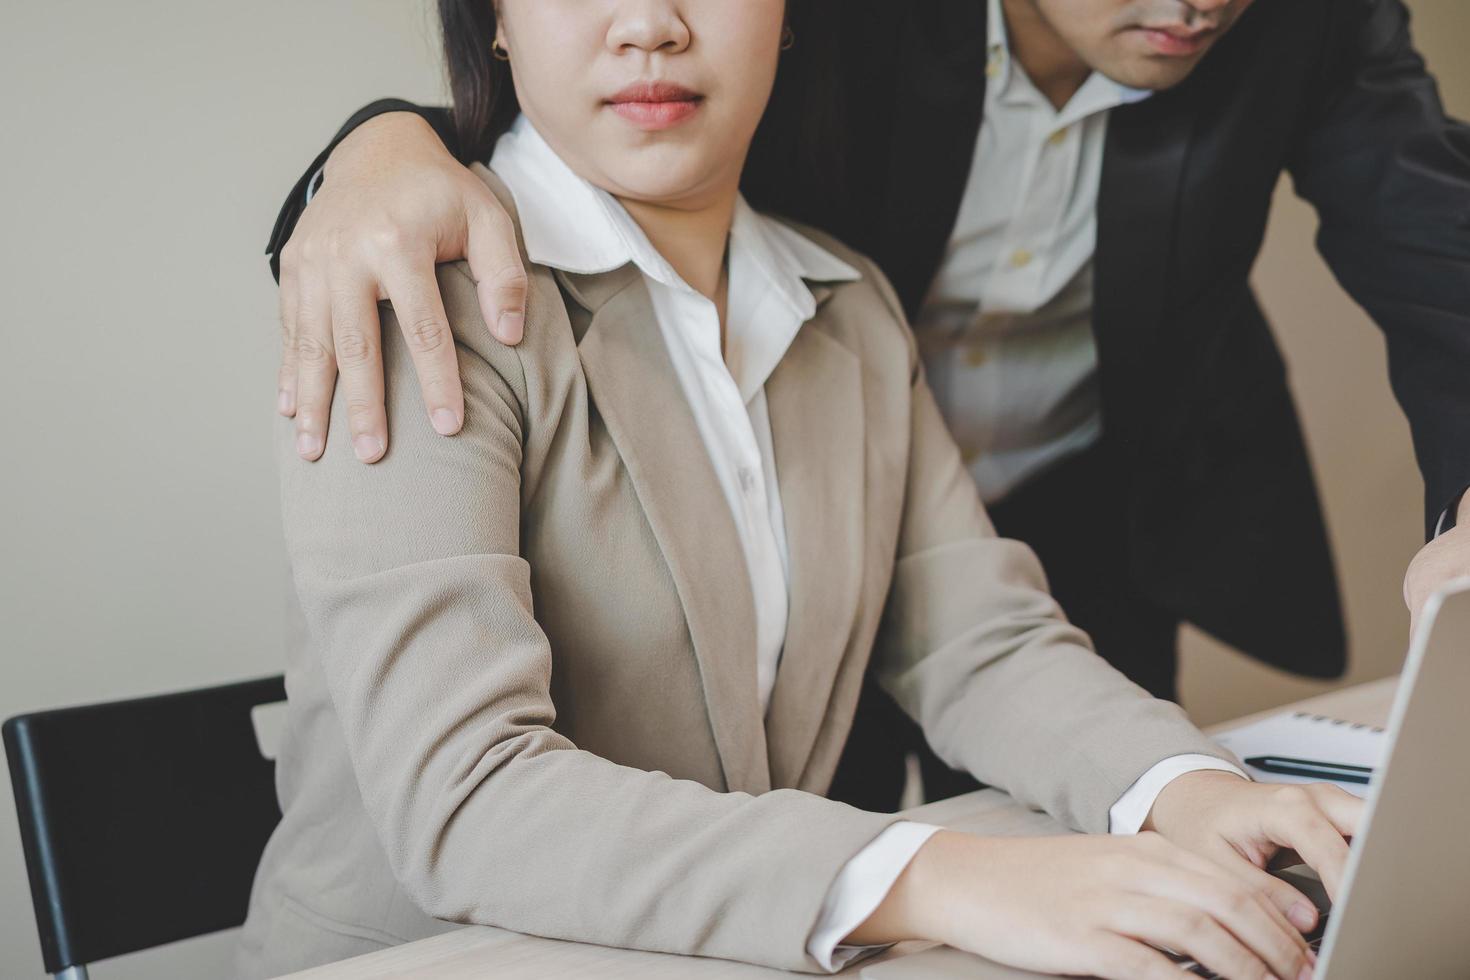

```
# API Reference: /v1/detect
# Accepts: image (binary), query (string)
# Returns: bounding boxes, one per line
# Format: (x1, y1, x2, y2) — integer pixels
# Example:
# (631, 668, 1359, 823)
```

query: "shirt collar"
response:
(489, 115, 860, 401)
(985, 0, 1152, 114)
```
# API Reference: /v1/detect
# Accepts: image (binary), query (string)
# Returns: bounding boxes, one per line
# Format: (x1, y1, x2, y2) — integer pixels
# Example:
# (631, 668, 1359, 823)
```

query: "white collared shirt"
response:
(914, 0, 1150, 504)
(489, 115, 1241, 972)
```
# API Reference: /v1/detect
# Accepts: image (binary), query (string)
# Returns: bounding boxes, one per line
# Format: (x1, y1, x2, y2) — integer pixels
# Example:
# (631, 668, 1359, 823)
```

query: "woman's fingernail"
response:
(1298, 964, 1314, 980)
(1307, 949, 1318, 964)
(1288, 902, 1317, 931)
(278, 389, 294, 415)
(497, 311, 525, 342)
(431, 409, 461, 435)
(353, 434, 384, 462)
(297, 432, 323, 459)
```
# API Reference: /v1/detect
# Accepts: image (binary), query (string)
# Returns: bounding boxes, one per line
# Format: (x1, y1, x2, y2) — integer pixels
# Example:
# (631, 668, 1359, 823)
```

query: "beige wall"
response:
(0, 2, 1464, 977)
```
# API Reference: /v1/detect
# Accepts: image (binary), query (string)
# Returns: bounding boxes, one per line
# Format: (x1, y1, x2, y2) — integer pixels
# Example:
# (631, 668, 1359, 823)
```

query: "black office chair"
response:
(3, 675, 286, 980)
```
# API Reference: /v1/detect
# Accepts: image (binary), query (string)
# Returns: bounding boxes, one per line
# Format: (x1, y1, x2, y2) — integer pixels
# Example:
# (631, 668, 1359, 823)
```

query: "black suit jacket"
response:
(267, 0, 1470, 679)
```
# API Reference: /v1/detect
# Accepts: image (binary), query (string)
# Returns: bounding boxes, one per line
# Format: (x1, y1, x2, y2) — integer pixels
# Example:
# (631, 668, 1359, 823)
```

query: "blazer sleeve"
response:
(277, 261, 897, 973)
(265, 99, 458, 282)
(858, 258, 1236, 835)
(1286, 0, 1470, 537)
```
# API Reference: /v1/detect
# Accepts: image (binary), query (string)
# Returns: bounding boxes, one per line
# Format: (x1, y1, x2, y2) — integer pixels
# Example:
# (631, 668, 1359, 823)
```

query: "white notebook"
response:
(1213, 711, 1387, 799)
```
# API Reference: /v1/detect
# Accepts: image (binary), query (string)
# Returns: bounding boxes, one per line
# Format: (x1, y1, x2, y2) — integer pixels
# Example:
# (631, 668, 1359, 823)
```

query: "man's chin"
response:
(1097, 56, 1204, 94)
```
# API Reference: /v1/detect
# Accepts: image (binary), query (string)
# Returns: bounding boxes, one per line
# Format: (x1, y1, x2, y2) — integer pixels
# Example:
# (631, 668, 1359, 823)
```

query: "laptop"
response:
(863, 578, 1470, 980)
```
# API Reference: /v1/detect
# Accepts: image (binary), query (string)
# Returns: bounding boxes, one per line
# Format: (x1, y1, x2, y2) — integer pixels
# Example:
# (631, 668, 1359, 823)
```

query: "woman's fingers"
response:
(329, 275, 389, 463)
(1108, 895, 1278, 980)
(1261, 788, 1355, 899)
(380, 257, 465, 437)
(1208, 838, 1322, 933)
(1085, 932, 1193, 980)
(292, 272, 337, 461)
(463, 194, 529, 345)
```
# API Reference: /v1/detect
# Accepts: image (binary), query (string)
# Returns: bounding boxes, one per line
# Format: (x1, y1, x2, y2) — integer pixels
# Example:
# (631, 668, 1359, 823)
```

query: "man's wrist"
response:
(323, 111, 443, 183)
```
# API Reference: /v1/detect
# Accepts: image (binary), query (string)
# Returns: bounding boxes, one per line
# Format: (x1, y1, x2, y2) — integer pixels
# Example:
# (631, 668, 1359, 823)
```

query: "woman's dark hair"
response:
(436, 1, 846, 211)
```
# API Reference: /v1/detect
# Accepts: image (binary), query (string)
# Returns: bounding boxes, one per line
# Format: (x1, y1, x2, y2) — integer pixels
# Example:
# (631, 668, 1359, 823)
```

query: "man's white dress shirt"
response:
(489, 115, 1241, 971)
(914, 0, 1149, 504)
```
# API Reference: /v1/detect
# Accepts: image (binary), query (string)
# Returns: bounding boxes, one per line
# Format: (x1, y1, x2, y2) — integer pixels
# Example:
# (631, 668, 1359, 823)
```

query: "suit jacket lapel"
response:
(560, 266, 771, 795)
(877, 1, 990, 317)
(1095, 86, 1198, 452)
(763, 301, 866, 788)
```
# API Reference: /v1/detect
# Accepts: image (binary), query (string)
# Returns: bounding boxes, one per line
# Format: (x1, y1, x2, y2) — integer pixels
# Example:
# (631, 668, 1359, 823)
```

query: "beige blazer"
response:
(236, 168, 1228, 978)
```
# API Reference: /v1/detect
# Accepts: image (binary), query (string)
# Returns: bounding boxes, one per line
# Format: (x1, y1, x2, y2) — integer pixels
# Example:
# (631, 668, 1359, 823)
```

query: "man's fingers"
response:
(277, 262, 301, 417)
(329, 277, 389, 463)
(463, 199, 528, 345)
(380, 260, 465, 436)
(293, 276, 337, 461)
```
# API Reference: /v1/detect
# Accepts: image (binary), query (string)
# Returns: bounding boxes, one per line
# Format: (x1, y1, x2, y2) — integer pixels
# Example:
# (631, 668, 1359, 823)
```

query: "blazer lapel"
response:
(1095, 85, 1198, 452)
(561, 267, 772, 795)
(763, 305, 866, 788)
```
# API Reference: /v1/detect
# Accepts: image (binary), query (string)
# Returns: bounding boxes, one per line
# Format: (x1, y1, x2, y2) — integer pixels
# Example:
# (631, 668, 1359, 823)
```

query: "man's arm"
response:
(270, 102, 527, 463)
(1287, 0, 1470, 625)
(1288, 0, 1470, 533)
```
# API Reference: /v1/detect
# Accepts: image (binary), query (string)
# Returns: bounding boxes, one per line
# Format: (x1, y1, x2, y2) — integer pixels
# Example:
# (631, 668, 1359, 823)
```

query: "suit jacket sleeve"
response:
(265, 99, 458, 282)
(277, 260, 900, 973)
(859, 256, 1236, 835)
(1287, 0, 1470, 537)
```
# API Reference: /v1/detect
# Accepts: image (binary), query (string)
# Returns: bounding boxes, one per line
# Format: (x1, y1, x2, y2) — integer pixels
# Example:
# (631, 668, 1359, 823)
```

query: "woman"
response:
(239, 3, 1357, 978)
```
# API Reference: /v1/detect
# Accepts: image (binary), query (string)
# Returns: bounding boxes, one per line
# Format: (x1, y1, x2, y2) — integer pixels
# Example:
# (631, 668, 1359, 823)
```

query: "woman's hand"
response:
(278, 111, 529, 463)
(853, 828, 1317, 980)
(1144, 770, 1362, 912)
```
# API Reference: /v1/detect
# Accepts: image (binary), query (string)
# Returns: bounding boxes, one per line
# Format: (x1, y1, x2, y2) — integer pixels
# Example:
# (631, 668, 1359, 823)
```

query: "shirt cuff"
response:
(807, 821, 943, 971)
(304, 163, 326, 205)
(1108, 755, 1248, 836)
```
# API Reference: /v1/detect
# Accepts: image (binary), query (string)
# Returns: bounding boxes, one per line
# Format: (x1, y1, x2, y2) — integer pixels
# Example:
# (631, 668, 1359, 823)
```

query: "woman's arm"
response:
(279, 261, 896, 973)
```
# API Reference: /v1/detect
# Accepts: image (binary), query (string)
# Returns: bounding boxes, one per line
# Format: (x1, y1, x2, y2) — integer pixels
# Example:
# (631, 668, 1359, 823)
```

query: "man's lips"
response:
(605, 81, 704, 130)
(1135, 23, 1218, 56)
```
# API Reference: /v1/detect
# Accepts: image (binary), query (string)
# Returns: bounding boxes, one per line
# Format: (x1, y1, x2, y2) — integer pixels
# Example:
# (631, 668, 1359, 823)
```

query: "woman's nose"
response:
(606, 0, 691, 55)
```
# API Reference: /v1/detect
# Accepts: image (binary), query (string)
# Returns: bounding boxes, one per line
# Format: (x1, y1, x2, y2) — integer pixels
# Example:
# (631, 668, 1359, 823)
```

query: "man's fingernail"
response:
(1298, 964, 1314, 980)
(278, 389, 294, 415)
(431, 409, 461, 435)
(297, 432, 323, 459)
(353, 434, 384, 462)
(497, 311, 525, 341)
(1288, 902, 1317, 931)
(1307, 948, 1318, 964)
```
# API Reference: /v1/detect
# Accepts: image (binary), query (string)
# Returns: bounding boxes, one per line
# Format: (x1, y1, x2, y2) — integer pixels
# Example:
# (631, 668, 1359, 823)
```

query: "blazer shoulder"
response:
(769, 214, 918, 367)
(425, 165, 584, 418)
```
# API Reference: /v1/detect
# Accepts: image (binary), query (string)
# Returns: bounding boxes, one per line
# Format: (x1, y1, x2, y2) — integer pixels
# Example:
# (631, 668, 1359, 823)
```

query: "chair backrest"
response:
(3, 675, 286, 977)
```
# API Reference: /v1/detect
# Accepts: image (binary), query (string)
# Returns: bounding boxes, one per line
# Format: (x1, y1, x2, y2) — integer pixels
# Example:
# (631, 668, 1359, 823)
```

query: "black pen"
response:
(1244, 755, 1375, 784)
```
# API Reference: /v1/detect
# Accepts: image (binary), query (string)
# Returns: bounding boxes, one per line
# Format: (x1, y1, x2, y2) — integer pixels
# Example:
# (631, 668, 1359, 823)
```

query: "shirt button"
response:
(1047, 128, 1068, 146)
(964, 345, 988, 367)
(1009, 248, 1033, 268)
(738, 467, 757, 493)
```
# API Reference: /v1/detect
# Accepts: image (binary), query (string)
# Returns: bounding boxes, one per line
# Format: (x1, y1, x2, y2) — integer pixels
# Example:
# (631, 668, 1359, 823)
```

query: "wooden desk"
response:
(279, 677, 1399, 980)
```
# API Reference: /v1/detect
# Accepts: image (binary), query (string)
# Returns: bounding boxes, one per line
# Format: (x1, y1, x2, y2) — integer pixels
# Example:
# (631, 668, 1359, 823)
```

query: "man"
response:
(266, 0, 1470, 807)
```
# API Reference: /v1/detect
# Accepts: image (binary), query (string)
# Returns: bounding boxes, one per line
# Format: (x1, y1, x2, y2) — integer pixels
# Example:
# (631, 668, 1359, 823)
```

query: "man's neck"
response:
(1002, 0, 1093, 110)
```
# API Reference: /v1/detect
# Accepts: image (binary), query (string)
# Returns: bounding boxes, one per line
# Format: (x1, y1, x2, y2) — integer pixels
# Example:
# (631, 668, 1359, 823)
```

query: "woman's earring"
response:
(779, 25, 796, 51)
(492, 40, 511, 61)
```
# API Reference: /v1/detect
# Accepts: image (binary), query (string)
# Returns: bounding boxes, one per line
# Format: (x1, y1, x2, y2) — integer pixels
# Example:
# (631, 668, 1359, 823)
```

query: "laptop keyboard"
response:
(1178, 910, 1330, 978)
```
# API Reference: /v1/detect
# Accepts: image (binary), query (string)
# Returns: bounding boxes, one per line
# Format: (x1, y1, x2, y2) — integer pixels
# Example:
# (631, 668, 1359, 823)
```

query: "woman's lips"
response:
(605, 81, 704, 131)
(1136, 26, 1216, 56)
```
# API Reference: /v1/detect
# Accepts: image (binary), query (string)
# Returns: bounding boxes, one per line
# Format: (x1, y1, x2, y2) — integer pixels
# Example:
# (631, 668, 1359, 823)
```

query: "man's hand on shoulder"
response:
(277, 111, 528, 463)
(1404, 493, 1470, 638)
